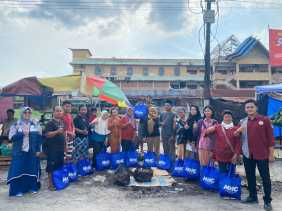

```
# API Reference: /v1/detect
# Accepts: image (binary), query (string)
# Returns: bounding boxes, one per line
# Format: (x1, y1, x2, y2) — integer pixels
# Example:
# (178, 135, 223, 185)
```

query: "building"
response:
(69, 35, 281, 105)
(70, 49, 205, 106)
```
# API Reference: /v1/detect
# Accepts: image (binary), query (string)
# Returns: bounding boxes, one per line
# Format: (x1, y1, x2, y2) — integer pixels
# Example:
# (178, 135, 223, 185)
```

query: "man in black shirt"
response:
(73, 105, 89, 161)
(45, 106, 65, 191)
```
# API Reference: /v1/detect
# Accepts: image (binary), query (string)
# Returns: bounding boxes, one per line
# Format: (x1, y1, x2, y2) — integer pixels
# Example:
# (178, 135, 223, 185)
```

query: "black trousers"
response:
(218, 162, 232, 174)
(92, 142, 106, 168)
(243, 156, 272, 203)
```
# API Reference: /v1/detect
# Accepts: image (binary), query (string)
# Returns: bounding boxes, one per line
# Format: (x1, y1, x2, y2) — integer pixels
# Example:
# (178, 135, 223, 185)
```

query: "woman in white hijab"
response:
(89, 110, 110, 168)
(7, 107, 42, 197)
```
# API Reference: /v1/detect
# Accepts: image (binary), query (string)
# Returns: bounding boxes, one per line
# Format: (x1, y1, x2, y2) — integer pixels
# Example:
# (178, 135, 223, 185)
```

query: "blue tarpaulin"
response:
(256, 83, 282, 94)
(267, 97, 282, 137)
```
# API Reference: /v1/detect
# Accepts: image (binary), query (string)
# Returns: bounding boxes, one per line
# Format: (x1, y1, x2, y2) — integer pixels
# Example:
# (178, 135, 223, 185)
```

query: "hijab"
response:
(95, 110, 110, 135)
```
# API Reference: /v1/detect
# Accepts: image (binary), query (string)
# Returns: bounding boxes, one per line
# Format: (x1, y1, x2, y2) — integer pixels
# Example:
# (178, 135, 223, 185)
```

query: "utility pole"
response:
(203, 0, 215, 105)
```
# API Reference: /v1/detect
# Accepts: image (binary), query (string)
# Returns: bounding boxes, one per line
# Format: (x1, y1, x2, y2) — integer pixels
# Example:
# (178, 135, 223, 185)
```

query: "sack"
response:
(64, 163, 78, 182)
(96, 152, 111, 171)
(52, 167, 69, 190)
(134, 103, 148, 120)
(111, 152, 125, 170)
(125, 151, 138, 167)
(133, 167, 153, 183)
(219, 164, 241, 200)
(172, 159, 185, 177)
(157, 154, 171, 170)
(200, 162, 220, 191)
(143, 152, 156, 168)
(184, 158, 200, 180)
(113, 165, 130, 186)
(77, 159, 92, 176)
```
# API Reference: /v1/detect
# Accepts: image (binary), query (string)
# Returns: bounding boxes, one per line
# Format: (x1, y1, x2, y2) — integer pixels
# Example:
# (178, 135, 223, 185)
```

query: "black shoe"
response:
(264, 203, 273, 211)
(242, 196, 258, 204)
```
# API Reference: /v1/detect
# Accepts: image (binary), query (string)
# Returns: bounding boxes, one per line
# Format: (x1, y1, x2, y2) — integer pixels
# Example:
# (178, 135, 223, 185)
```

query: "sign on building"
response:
(269, 29, 282, 67)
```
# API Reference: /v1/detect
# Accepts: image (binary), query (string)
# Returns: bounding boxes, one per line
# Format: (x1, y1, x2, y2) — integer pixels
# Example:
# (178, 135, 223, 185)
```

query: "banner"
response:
(269, 29, 282, 67)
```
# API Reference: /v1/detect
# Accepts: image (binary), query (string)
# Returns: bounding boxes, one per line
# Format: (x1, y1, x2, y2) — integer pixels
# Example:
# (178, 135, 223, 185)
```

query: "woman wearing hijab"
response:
(121, 107, 137, 152)
(108, 108, 122, 153)
(89, 110, 110, 168)
(145, 107, 160, 156)
(205, 110, 241, 173)
(193, 105, 217, 166)
(7, 107, 42, 197)
(186, 105, 201, 156)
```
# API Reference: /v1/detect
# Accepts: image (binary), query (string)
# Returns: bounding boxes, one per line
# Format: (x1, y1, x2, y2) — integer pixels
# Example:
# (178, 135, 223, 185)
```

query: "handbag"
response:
(184, 153, 200, 180)
(157, 154, 171, 170)
(96, 152, 111, 171)
(125, 151, 138, 167)
(218, 164, 241, 200)
(64, 163, 78, 182)
(200, 161, 219, 191)
(171, 159, 185, 177)
(77, 159, 92, 176)
(111, 152, 125, 170)
(143, 151, 156, 168)
(52, 167, 70, 191)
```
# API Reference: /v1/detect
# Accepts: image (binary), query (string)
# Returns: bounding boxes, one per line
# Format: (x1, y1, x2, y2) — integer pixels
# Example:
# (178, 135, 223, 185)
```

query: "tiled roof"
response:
(70, 58, 204, 66)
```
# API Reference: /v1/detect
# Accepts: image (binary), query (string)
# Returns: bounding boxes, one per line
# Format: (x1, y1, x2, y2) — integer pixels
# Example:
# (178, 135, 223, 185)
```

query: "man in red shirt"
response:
(62, 101, 75, 161)
(121, 107, 136, 152)
(236, 99, 274, 211)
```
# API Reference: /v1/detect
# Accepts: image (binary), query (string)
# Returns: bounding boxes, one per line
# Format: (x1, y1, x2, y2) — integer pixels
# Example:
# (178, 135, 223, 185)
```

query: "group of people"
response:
(3, 98, 275, 210)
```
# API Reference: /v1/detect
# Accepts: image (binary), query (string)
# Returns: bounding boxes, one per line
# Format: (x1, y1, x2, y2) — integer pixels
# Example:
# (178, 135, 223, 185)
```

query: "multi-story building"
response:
(69, 35, 281, 105)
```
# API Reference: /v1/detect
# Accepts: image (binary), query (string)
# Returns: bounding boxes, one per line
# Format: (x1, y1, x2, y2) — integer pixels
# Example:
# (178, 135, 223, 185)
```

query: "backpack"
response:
(113, 165, 130, 186)
(133, 167, 153, 183)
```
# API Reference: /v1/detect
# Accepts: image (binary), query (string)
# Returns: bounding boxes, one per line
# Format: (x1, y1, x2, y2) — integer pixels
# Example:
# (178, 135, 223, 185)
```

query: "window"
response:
(159, 67, 165, 76)
(187, 69, 197, 75)
(143, 67, 149, 76)
(239, 64, 268, 73)
(95, 65, 102, 75)
(187, 84, 197, 89)
(239, 80, 268, 88)
(111, 66, 117, 76)
(127, 66, 133, 76)
(174, 66, 180, 76)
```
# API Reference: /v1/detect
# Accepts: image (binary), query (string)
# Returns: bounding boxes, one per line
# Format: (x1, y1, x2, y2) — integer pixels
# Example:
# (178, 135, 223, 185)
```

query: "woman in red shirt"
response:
(205, 110, 241, 173)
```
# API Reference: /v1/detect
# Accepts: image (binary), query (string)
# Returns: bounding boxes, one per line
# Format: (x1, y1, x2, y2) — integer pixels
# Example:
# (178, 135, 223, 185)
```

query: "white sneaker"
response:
(15, 193, 23, 197)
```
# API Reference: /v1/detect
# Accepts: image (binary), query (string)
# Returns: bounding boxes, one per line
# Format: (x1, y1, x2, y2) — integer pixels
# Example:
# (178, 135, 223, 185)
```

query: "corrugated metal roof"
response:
(70, 58, 204, 66)
(226, 36, 269, 61)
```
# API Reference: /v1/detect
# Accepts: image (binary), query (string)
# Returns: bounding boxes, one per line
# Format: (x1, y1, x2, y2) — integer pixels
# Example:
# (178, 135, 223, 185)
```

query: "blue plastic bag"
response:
(96, 152, 111, 171)
(219, 164, 241, 200)
(143, 152, 156, 168)
(77, 159, 92, 176)
(111, 152, 125, 170)
(64, 163, 78, 182)
(52, 167, 69, 191)
(200, 162, 220, 191)
(184, 158, 200, 180)
(125, 151, 138, 167)
(157, 154, 171, 170)
(172, 159, 185, 177)
(134, 103, 148, 120)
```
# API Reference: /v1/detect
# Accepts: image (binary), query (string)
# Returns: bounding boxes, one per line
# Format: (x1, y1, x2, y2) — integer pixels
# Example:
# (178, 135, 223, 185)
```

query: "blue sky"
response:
(0, 0, 282, 86)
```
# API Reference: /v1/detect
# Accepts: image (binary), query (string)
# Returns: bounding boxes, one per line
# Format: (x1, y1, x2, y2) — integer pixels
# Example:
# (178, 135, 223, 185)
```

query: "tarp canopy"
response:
(267, 96, 282, 137)
(1, 77, 53, 96)
(256, 83, 282, 94)
(39, 74, 81, 93)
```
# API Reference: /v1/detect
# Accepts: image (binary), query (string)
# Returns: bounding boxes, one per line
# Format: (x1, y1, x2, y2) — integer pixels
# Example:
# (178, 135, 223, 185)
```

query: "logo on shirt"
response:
(258, 120, 264, 126)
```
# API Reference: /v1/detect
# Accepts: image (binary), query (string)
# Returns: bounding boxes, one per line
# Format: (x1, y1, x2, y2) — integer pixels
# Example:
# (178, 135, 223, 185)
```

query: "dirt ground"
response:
(1, 161, 282, 211)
